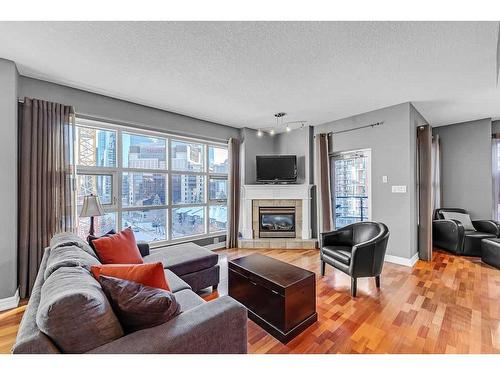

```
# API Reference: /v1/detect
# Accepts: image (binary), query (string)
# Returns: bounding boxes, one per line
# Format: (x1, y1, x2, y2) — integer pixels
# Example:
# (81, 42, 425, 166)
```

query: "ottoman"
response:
(143, 242, 220, 292)
(481, 238, 500, 269)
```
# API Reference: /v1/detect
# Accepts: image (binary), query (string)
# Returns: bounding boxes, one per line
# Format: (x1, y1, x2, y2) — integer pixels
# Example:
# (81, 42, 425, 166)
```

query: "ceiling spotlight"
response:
(269, 129, 275, 136)
(257, 129, 263, 137)
(286, 125, 291, 132)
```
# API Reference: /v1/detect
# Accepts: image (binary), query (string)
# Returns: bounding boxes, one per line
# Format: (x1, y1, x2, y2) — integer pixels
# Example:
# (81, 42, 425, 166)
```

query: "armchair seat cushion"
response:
(322, 245, 352, 265)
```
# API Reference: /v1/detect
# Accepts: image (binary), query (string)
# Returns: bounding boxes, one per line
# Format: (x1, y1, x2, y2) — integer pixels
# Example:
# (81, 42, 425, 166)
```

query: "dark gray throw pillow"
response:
(99, 275, 181, 333)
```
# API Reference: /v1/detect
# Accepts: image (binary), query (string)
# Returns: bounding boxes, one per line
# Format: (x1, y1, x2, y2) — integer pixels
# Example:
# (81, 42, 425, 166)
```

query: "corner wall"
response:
(314, 102, 419, 261)
(433, 118, 493, 219)
(0, 59, 18, 300)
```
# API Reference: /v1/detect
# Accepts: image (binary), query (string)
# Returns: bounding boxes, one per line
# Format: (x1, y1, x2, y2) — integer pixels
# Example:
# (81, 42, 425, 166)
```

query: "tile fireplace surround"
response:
(239, 184, 317, 249)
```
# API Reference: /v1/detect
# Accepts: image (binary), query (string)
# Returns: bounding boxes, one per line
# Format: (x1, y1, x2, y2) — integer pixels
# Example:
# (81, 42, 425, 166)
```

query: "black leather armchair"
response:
(320, 222, 390, 297)
(433, 208, 500, 256)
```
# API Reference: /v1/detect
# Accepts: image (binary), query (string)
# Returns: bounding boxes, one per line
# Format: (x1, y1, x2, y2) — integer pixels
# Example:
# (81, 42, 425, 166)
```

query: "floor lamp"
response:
(80, 194, 104, 239)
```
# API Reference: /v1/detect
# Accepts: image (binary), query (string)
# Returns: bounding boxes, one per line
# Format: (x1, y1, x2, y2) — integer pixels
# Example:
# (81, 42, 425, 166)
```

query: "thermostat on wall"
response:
(391, 185, 407, 193)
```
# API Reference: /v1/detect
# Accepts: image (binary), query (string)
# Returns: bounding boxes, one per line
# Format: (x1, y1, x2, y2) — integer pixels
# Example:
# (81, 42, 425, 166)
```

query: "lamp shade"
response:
(80, 194, 104, 217)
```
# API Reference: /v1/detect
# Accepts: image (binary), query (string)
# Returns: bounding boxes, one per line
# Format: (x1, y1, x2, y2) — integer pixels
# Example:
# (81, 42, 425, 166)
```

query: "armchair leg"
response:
(351, 278, 357, 297)
(321, 260, 326, 276)
(375, 275, 380, 288)
(212, 284, 218, 291)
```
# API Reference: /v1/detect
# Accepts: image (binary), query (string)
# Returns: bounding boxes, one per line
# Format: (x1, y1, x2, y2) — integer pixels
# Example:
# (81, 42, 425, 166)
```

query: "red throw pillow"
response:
(91, 262, 170, 291)
(92, 227, 143, 264)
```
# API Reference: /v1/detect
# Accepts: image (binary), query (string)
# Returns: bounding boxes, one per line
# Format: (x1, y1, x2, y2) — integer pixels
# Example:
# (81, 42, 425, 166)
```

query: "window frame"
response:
(75, 117, 228, 247)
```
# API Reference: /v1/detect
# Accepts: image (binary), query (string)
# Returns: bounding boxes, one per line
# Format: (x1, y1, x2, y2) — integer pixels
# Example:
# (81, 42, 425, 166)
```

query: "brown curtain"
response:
(315, 133, 333, 233)
(417, 125, 433, 261)
(226, 137, 241, 248)
(18, 97, 76, 298)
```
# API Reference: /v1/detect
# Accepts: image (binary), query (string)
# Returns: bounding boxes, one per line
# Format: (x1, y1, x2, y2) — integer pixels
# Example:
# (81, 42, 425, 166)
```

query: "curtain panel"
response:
(315, 133, 333, 234)
(18, 97, 76, 298)
(226, 137, 241, 248)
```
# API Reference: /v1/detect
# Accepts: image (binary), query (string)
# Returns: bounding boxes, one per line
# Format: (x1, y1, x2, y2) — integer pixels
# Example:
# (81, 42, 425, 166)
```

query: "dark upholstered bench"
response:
(481, 238, 500, 269)
(143, 242, 220, 292)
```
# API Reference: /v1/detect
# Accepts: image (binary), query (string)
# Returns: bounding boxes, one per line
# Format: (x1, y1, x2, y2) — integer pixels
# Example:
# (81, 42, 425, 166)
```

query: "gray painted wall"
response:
(240, 127, 276, 184)
(240, 126, 313, 185)
(19, 76, 240, 142)
(274, 127, 312, 184)
(315, 102, 418, 260)
(433, 118, 493, 219)
(0, 59, 18, 299)
(492, 120, 500, 134)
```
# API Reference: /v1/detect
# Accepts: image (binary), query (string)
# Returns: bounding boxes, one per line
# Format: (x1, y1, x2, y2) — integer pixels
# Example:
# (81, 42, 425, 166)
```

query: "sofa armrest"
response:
(137, 242, 150, 257)
(88, 296, 248, 354)
(432, 219, 464, 253)
(472, 220, 500, 236)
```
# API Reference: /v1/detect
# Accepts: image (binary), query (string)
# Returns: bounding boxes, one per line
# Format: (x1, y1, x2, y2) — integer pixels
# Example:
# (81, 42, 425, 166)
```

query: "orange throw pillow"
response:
(92, 227, 143, 264)
(91, 262, 170, 291)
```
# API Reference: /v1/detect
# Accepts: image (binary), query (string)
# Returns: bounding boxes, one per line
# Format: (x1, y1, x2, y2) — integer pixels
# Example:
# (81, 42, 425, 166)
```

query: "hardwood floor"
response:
(1, 248, 499, 354)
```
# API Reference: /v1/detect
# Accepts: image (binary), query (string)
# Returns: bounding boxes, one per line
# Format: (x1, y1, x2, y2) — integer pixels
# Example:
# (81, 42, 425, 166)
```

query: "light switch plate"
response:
(382, 176, 388, 183)
(391, 185, 407, 193)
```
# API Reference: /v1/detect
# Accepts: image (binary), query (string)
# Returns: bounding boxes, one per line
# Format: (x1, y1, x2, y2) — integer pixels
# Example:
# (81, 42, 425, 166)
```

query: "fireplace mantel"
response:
(241, 184, 313, 241)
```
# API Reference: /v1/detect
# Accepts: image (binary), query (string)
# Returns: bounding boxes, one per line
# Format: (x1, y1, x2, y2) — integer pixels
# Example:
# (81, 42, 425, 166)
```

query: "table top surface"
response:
(229, 253, 315, 288)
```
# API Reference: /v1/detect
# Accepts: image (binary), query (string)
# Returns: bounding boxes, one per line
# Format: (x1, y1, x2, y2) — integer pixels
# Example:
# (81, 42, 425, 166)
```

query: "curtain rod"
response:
(327, 121, 384, 135)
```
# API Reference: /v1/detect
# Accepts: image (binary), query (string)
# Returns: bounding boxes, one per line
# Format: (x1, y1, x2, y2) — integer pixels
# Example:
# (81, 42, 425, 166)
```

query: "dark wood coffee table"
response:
(228, 253, 317, 343)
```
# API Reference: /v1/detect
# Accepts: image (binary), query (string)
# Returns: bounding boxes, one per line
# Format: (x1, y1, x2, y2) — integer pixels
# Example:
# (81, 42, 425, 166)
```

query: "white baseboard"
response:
(0, 288, 20, 312)
(204, 241, 226, 251)
(385, 253, 419, 267)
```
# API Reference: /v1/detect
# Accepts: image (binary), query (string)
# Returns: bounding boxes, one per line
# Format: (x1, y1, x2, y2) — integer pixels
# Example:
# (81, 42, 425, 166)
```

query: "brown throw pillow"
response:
(98, 275, 181, 333)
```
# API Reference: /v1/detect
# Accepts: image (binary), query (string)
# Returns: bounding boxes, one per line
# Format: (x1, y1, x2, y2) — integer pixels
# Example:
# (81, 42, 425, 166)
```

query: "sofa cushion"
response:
(174, 289, 205, 312)
(50, 232, 99, 260)
(144, 242, 218, 276)
(88, 229, 116, 252)
(92, 227, 144, 264)
(442, 212, 476, 231)
(164, 269, 191, 293)
(36, 266, 124, 353)
(322, 245, 352, 265)
(99, 275, 181, 333)
(44, 245, 101, 280)
(91, 263, 170, 291)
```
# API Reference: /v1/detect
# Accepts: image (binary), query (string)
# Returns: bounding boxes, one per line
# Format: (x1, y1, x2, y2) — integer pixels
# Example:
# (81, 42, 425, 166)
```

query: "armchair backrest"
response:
(352, 221, 387, 245)
(434, 208, 468, 220)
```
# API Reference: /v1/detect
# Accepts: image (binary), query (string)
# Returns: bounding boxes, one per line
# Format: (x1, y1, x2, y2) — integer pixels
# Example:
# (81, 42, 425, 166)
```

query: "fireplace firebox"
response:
(259, 207, 296, 238)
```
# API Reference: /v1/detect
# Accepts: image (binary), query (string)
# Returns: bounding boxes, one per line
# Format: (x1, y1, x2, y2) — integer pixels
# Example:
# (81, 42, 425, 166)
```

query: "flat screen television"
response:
(256, 155, 297, 183)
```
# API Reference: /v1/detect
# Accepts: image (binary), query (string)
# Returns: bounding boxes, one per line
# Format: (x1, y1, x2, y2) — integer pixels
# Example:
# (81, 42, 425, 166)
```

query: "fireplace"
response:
(259, 206, 296, 238)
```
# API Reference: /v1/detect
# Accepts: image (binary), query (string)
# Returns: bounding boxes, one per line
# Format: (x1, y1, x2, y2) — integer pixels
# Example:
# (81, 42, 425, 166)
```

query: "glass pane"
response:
(77, 212, 116, 238)
(122, 209, 167, 242)
(209, 205, 227, 232)
(76, 174, 113, 205)
(172, 174, 205, 204)
(122, 133, 167, 169)
(76, 127, 116, 167)
(208, 146, 228, 173)
(209, 178, 227, 201)
(331, 151, 369, 229)
(122, 172, 167, 207)
(172, 206, 206, 238)
(171, 140, 204, 172)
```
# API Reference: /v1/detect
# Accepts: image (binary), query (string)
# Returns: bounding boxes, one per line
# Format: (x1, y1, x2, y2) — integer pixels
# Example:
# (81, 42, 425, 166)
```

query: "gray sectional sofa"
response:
(12, 233, 248, 354)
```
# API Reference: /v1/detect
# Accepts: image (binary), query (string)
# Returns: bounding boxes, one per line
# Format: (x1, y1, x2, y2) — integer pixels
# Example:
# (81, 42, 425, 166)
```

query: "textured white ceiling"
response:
(0, 21, 499, 129)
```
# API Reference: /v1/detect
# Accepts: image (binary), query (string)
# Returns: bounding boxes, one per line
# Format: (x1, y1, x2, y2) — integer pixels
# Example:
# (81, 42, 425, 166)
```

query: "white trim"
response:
(385, 253, 419, 267)
(0, 288, 20, 312)
(204, 241, 227, 251)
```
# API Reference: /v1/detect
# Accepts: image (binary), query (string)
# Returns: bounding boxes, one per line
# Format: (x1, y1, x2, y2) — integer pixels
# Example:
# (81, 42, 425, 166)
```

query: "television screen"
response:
(256, 155, 297, 182)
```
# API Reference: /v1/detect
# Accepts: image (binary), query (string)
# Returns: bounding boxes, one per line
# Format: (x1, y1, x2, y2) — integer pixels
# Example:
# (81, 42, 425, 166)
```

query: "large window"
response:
(75, 118, 228, 244)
